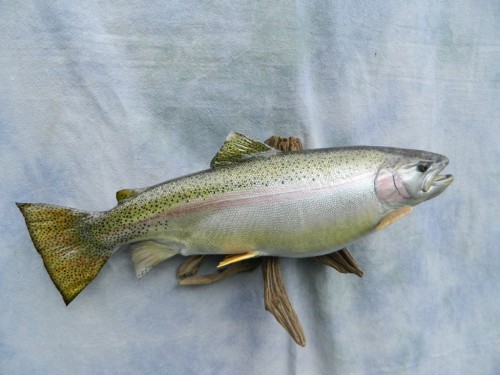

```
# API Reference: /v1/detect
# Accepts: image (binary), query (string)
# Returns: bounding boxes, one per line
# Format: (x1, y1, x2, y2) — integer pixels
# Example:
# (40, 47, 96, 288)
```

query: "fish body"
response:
(17, 132, 453, 304)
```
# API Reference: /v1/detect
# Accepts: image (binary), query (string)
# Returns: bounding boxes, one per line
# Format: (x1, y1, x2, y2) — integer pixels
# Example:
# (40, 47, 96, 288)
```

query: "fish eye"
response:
(417, 162, 431, 173)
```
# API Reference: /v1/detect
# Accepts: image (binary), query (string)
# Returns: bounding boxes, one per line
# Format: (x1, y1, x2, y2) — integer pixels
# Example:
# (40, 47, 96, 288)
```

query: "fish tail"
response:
(16, 202, 113, 305)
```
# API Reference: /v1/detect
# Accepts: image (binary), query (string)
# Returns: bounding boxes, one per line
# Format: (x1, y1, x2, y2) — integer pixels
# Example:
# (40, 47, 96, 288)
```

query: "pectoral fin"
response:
(375, 205, 413, 231)
(131, 241, 178, 278)
(217, 251, 261, 269)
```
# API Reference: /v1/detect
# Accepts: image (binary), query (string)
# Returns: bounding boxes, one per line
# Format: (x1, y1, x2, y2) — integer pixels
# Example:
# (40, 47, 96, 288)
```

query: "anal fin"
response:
(131, 241, 178, 278)
(217, 252, 260, 269)
(375, 205, 412, 231)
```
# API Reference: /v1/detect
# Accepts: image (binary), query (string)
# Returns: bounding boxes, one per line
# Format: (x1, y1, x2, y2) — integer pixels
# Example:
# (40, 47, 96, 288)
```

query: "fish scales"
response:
(94, 148, 386, 255)
(17, 132, 453, 304)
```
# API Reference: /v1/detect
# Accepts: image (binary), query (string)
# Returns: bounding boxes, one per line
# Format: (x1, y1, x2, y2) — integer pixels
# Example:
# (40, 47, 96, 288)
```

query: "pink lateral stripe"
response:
(133, 171, 377, 228)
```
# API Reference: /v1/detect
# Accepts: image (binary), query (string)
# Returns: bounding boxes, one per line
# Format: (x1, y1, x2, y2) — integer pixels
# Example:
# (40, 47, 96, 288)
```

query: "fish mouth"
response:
(422, 158, 454, 192)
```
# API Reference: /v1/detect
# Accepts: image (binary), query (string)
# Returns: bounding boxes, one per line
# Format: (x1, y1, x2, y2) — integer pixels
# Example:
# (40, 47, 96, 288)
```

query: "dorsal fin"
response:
(210, 132, 278, 168)
(116, 188, 147, 204)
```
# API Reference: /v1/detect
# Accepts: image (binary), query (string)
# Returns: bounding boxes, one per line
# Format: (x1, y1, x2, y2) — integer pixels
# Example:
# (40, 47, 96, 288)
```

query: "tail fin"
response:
(16, 203, 112, 305)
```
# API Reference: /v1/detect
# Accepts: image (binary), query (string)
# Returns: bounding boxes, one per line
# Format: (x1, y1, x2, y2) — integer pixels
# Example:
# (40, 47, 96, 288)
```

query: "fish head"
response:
(375, 148, 454, 208)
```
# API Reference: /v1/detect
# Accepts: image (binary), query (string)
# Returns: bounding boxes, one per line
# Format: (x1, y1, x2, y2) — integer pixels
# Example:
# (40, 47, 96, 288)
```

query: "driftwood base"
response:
(176, 135, 364, 347)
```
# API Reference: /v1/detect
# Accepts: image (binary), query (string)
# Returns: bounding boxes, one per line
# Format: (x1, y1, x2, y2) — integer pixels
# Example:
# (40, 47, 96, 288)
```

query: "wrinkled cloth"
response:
(1, 1, 499, 374)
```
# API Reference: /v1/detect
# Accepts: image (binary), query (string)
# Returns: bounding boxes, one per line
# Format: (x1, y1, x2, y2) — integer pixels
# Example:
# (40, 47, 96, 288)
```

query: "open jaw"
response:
(423, 160, 454, 192)
(433, 174, 454, 185)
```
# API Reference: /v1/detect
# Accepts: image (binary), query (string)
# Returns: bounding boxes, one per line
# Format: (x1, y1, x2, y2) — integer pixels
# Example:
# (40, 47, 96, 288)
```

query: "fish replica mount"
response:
(17, 133, 453, 347)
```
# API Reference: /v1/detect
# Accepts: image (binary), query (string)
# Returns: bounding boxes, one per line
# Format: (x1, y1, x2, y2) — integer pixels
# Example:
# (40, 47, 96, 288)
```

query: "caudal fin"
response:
(16, 203, 113, 305)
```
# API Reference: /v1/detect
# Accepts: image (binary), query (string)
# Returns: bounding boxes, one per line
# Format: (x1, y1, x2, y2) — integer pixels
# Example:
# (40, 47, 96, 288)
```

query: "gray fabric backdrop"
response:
(1, 1, 499, 374)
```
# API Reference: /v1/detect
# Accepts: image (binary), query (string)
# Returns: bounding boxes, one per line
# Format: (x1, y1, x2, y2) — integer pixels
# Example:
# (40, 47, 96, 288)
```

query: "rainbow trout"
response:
(17, 132, 453, 304)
